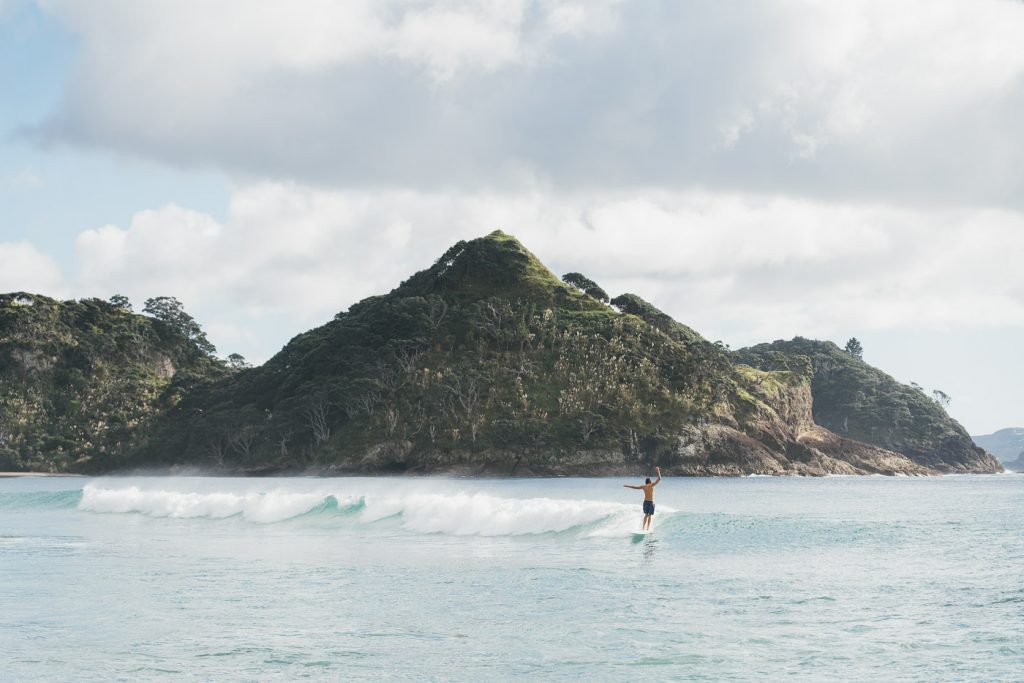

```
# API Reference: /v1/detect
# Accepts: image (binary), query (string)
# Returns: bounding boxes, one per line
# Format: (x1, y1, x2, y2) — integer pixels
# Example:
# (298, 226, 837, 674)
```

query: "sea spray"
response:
(360, 492, 636, 536)
(78, 484, 358, 523)
(75, 483, 671, 536)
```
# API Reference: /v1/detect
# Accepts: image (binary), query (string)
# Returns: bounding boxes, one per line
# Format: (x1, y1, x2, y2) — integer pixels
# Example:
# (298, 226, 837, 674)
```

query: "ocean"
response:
(2, 474, 1022, 681)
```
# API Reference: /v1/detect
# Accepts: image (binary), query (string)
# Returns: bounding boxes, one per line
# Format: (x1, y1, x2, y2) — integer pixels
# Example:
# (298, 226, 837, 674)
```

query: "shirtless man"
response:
(624, 466, 661, 530)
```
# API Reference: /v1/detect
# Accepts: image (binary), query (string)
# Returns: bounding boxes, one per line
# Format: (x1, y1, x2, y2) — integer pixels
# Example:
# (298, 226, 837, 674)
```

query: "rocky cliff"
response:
(735, 338, 1002, 473)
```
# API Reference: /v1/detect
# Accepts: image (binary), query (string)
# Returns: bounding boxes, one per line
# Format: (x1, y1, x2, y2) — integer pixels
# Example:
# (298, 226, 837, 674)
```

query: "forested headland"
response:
(0, 231, 1001, 476)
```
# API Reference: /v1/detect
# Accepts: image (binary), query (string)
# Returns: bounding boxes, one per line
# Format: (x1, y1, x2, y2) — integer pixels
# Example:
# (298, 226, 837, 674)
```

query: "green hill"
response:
(735, 338, 1000, 473)
(0, 293, 227, 472)
(1, 232, 1001, 476)
(136, 231, 729, 473)
(130, 232, 959, 476)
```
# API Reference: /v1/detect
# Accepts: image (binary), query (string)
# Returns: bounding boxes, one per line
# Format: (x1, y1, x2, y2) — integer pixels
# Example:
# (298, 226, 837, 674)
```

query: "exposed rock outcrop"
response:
(662, 372, 930, 477)
(736, 338, 1002, 474)
(330, 379, 929, 476)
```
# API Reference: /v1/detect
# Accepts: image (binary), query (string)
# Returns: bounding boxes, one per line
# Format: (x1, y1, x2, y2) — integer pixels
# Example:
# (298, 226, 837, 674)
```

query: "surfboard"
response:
(632, 528, 652, 537)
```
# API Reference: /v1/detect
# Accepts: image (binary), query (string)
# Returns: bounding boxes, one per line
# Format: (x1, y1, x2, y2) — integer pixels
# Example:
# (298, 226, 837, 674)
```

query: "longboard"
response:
(632, 528, 652, 537)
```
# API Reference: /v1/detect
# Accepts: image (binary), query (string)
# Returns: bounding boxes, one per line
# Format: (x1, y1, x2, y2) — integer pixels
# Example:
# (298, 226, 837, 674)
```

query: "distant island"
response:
(972, 428, 1024, 471)
(0, 231, 1002, 476)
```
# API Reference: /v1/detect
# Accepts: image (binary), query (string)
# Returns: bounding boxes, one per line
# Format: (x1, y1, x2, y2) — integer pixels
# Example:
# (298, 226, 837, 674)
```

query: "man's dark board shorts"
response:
(643, 500, 655, 515)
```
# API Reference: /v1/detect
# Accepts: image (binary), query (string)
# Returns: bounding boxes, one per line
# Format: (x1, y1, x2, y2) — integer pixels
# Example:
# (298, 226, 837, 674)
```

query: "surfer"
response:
(624, 466, 661, 530)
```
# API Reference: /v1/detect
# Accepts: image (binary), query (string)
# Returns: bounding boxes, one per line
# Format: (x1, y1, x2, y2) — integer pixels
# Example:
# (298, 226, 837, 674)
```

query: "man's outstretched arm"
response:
(623, 484, 642, 489)
(652, 466, 662, 486)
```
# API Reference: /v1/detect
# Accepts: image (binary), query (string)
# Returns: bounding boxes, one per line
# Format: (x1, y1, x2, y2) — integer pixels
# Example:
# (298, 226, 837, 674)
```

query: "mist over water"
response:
(2, 475, 1022, 680)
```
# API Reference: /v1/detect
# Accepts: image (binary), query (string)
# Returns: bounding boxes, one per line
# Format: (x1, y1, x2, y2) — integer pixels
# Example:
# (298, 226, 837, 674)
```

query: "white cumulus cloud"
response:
(69, 183, 1024, 362)
(29, 0, 1024, 207)
(0, 241, 64, 295)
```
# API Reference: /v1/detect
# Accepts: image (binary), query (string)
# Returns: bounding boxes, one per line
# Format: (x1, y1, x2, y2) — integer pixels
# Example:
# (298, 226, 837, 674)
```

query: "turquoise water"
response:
(2, 475, 1022, 681)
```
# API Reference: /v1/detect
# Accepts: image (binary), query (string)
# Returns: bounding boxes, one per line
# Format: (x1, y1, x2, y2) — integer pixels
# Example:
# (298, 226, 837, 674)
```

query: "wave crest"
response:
(79, 485, 362, 524)
(76, 485, 655, 536)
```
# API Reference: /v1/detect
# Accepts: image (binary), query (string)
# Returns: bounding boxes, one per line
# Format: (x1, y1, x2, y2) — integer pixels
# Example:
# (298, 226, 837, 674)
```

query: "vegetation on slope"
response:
(138, 232, 768, 473)
(0, 293, 227, 472)
(2, 232, 995, 476)
(734, 338, 1000, 472)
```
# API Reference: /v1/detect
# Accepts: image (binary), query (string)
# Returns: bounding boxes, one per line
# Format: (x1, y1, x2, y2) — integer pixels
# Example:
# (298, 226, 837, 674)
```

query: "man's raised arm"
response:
(652, 466, 662, 486)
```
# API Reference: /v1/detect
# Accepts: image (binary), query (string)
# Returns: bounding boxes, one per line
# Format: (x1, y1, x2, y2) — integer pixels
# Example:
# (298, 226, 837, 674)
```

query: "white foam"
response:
(77, 483, 667, 536)
(78, 484, 353, 523)
(363, 492, 631, 536)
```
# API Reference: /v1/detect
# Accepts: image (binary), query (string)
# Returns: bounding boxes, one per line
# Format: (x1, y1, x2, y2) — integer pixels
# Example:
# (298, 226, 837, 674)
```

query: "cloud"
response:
(70, 183, 1024, 362)
(38, 0, 607, 79)
(29, 0, 1024, 207)
(5, 168, 43, 190)
(0, 241, 64, 294)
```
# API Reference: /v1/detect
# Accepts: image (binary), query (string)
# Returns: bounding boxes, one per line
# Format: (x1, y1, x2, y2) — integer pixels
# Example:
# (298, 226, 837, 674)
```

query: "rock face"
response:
(664, 372, 929, 477)
(151, 353, 176, 380)
(10, 349, 54, 372)
(736, 338, 1002, 474)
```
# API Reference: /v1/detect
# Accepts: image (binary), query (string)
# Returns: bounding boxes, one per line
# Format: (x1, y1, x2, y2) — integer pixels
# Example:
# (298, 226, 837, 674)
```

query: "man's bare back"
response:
(624, 467, 661, 530)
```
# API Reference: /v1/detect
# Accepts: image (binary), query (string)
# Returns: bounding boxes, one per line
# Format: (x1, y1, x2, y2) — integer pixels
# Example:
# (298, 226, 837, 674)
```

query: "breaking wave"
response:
(73, 484, 664, 537)
(78, 485, 365, 524)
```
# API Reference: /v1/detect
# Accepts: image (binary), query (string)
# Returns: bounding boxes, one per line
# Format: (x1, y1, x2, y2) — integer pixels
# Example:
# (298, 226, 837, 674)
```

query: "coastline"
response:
(0, 472, 88, 478)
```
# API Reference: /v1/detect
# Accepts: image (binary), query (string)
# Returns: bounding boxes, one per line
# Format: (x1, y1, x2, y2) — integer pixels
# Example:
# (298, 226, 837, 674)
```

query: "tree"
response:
(932, 389, 951, 407)
(561, 272, 609, 303)
(844, 337, 863, 359)
(227, 353, 251, 370)
(471, 298, 512, 345)
(425, 295, 448, 331)
(584, 285, 609, 303)
(305, 399, 331, 446)
(109, 294, 132, 312)
(229, 425, 260, 461)
(142, 296, 216, 355)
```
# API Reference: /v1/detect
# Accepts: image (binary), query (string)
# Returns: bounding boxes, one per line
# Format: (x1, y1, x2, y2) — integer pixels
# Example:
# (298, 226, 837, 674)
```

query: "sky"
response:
(1, 0, 1022, 435)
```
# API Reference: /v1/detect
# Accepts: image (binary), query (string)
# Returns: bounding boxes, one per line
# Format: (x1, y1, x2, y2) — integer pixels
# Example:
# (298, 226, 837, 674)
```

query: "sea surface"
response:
(2, 474, 1022, 681)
